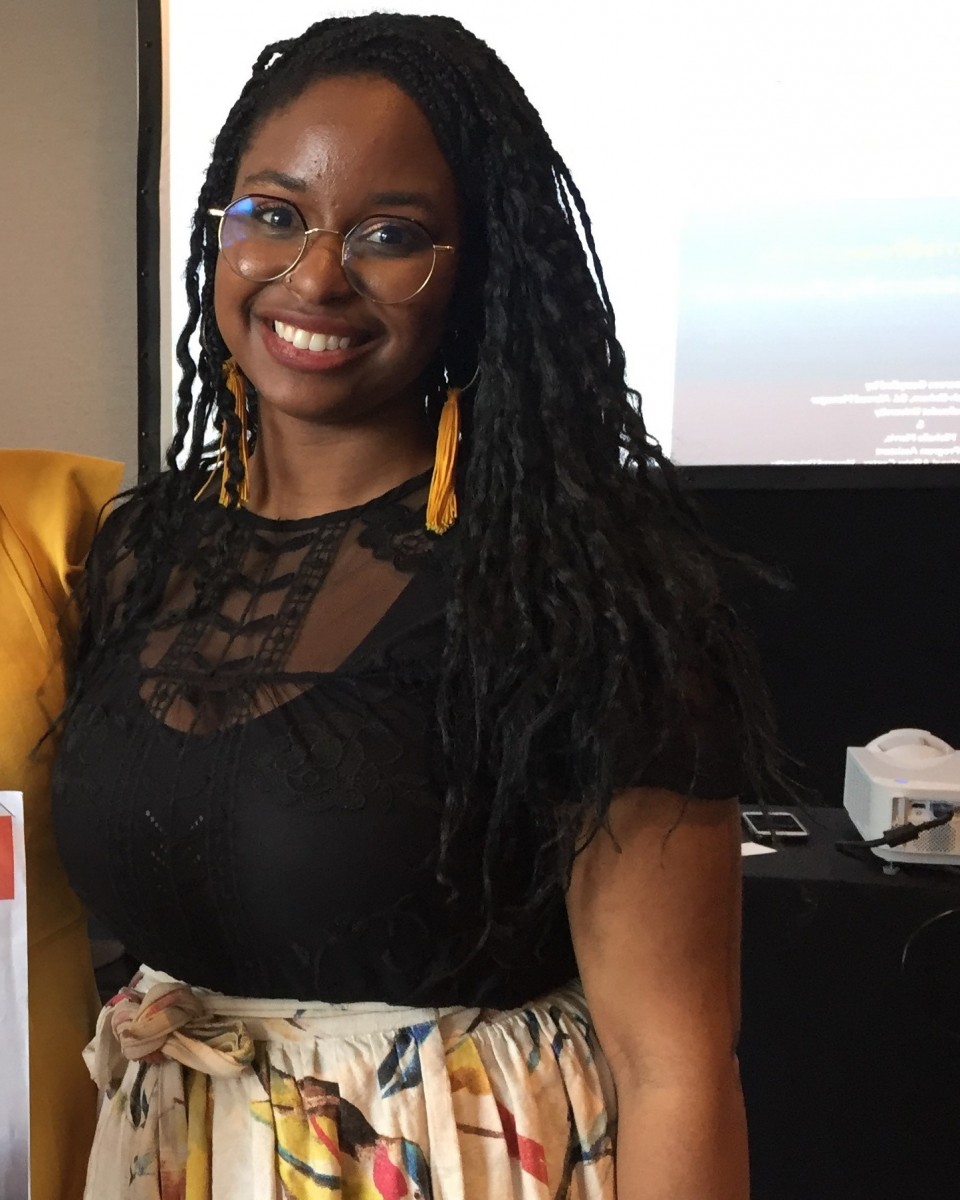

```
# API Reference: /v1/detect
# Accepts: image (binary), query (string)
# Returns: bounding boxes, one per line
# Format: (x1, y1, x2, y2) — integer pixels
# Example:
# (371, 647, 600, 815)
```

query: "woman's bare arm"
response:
(566, 790, 747, 1200)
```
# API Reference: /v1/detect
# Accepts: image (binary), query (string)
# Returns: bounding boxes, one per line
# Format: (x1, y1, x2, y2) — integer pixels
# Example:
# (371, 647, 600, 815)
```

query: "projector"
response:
(844, 728, 960, 866)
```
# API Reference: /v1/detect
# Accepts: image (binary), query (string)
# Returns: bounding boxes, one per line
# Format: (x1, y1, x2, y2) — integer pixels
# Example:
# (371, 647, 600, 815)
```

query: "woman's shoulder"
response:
(0, 450, 124, 602)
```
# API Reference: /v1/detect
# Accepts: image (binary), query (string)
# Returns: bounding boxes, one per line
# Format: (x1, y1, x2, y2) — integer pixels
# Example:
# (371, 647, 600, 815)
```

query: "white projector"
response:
(844, 728, 960, 866)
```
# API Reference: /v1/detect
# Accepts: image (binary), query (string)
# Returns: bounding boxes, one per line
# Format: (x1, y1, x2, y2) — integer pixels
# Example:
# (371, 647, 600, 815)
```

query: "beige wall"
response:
(1, 0, 139, 477)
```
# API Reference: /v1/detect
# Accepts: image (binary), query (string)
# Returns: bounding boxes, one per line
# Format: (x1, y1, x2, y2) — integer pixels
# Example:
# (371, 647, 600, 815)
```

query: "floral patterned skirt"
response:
(81, 966, 617, 1199)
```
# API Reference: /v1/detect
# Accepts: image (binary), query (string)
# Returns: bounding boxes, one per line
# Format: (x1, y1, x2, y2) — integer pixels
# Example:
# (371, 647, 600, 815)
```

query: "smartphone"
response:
(741, 810, 809, 842)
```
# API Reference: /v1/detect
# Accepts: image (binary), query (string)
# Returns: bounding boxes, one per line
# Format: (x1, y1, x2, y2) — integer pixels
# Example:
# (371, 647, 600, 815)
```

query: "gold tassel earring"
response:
(195, 358, 250, 506)
(426, 363, 479, 535)
(219, 357, 250, 507)
(426, 384, 462, 535)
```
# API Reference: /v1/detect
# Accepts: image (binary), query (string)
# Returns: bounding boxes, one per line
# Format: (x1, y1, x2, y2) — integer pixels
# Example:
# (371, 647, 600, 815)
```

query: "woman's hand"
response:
(567, 790, 747, 1200)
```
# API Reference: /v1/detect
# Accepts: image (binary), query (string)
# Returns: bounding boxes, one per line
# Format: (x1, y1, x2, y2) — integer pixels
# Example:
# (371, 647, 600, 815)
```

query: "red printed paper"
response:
(0, 792, 29, 1195)
(0, 814, 13, 901)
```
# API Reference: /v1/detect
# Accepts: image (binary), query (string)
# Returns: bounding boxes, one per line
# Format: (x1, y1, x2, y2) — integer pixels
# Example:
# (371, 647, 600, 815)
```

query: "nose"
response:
(283, 230, 353, 303)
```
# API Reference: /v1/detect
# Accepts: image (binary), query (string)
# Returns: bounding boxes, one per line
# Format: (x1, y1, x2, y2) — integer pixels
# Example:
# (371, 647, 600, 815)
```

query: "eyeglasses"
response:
(208, 195, 456, 305)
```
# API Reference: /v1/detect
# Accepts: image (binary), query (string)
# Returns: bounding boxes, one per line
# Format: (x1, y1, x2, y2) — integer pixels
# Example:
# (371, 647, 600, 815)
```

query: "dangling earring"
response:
(194, 357, 250, 507)
(426, 364, 479, 535)
(219, 357, 250, 507)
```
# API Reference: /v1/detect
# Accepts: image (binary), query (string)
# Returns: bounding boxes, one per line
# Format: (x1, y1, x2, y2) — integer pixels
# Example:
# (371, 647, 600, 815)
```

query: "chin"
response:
(256, 376, 415, 429)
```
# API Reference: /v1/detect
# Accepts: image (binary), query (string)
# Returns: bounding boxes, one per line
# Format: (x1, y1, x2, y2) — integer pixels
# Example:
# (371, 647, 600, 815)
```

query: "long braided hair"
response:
(84, 13, 782, 924)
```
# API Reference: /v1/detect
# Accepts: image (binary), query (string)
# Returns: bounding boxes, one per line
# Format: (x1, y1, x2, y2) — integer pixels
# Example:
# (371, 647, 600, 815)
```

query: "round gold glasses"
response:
(208, 195, 456, 305)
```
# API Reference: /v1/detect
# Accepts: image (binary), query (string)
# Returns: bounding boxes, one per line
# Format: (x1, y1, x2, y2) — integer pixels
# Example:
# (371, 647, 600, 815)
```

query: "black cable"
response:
(835, 809, 955, 863)
(901, 907, 960, 1038)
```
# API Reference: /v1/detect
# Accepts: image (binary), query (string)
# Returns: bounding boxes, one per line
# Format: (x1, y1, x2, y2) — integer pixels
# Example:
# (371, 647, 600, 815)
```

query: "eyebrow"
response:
(367, 190, 439, 217)
(239, 175, 440, 217)
(240, 170, 308, 192)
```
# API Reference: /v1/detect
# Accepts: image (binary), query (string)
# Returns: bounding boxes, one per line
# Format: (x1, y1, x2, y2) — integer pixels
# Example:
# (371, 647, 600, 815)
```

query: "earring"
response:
(194, 357, 250, 507)
(219, 357, 250, 506)
(426, 364, 479, 535)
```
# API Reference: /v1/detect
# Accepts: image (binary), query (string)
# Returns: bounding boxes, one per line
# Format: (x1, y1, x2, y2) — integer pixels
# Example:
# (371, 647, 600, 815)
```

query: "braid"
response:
(80, 13, 784, 928)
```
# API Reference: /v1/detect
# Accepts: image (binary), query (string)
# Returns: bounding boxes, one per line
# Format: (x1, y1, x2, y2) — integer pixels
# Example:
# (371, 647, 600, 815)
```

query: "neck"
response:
(245, 398, 435, 521)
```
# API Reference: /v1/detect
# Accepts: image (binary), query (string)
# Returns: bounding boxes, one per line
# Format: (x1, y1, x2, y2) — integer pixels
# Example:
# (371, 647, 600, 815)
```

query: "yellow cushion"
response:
(0, 449, 124, 1200)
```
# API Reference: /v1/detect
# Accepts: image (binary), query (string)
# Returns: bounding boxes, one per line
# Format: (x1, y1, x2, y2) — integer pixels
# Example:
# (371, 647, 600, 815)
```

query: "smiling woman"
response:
(51, 13, 777, 1200)
(212, 75, 460, 450)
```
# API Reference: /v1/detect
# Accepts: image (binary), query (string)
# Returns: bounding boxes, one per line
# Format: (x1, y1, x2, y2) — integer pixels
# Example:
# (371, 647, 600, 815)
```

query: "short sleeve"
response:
(610, 670, 747, 800)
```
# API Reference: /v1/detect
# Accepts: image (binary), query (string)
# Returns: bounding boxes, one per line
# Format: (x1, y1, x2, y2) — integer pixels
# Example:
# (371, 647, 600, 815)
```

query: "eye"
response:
(370, 222, 411, 245)
(351, 218, 430, 257)
(229, 196, 302, 238)
(251, 200, 299, 233)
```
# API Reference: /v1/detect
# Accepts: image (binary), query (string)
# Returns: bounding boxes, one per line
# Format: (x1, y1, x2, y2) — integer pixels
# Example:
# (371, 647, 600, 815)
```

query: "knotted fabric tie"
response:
(85, 981, 255, 1089)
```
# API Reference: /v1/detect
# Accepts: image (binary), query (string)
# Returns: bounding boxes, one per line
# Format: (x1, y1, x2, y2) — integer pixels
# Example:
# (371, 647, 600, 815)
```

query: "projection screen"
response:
(155, 0, 960, 482)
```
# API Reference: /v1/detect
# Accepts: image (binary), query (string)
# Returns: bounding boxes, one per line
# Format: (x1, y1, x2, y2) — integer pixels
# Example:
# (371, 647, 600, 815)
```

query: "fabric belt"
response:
(85, 965, 472, 1200)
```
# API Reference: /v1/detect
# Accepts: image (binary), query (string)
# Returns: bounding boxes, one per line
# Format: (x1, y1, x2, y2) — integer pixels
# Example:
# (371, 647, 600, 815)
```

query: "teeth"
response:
(274, 321, 353, 352)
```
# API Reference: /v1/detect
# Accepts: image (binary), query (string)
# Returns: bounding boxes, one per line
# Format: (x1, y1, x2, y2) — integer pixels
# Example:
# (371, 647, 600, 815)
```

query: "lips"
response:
(256, 308, 372, 340)
(256, 315, 376, 373)
(275, 322, 354, 352)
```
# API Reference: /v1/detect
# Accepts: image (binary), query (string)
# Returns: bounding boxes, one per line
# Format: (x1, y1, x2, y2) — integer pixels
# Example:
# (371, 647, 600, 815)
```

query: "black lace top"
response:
(52, 473, 742, 1007)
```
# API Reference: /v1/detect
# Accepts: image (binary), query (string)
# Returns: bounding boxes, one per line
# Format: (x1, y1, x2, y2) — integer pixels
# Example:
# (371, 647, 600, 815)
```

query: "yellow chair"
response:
(0, 450, 123, 1200)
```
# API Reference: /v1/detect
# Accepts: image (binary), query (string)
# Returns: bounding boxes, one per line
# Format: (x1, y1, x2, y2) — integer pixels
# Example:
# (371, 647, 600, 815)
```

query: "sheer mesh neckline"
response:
(227, 469, 434, 531)
(134, 470, 443, 735)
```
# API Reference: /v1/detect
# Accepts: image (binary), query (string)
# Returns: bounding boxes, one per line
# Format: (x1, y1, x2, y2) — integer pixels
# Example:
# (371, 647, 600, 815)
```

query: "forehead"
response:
(235, 74, 455, 204)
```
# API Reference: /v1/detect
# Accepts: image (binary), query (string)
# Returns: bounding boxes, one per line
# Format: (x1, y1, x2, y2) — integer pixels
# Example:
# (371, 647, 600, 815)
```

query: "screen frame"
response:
(678, 463, 960, 489)
(137, 0, 163, 480)
(137, 1, 960, 491)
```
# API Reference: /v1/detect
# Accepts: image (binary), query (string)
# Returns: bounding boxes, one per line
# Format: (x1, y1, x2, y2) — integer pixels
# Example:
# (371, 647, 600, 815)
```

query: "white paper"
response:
(0, 791, 30, 1200)
(741, 840, 778, 856)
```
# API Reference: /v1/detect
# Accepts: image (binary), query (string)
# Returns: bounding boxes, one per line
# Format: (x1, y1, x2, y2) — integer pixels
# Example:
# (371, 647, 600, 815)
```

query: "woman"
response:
(0, 449, 122, 1200)
(53, 14, 776, 1198)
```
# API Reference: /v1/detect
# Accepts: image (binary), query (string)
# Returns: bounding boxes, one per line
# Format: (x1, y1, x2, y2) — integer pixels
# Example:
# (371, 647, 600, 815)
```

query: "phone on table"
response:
(741, 809, 809, 843)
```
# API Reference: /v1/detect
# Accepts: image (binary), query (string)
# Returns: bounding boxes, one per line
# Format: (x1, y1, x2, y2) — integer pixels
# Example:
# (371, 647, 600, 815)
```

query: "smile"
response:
(273, 321, 354, 352)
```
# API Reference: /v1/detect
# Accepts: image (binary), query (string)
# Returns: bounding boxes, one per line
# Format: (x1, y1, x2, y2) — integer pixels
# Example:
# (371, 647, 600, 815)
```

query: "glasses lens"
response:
(343, 218, 437, 303)
(219, 196, 305, 281)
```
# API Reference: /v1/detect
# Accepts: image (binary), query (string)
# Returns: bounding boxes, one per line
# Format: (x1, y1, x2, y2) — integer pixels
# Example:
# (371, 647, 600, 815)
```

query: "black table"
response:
(740, 805, 960, 1200)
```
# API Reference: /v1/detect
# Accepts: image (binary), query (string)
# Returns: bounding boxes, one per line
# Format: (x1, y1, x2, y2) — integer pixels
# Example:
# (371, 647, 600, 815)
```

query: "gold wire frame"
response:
(207, 198, 455, 304)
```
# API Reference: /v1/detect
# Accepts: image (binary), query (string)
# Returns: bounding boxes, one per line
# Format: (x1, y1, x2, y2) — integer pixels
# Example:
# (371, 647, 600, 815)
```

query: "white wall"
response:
(1, 0, 139, 476)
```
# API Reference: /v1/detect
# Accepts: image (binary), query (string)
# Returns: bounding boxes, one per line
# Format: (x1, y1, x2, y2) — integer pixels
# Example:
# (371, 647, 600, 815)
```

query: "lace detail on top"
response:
(137, 473, 439, 733)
